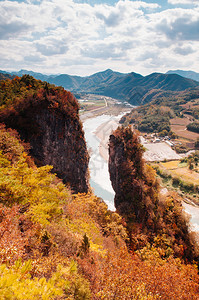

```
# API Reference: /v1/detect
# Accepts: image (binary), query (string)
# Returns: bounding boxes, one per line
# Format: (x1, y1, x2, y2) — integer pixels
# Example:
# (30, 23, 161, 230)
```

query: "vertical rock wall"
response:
(32, 108, 90, 193)
(1, 100, 89, 194)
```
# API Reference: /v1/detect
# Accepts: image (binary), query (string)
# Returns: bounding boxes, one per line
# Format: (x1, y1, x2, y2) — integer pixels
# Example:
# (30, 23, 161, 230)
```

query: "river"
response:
(183, 202, 199, 232)
(83, 114, 122, 211)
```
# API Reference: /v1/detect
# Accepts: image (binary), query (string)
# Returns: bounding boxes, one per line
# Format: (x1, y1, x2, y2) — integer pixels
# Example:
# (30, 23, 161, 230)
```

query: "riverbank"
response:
(83, 115, 116, 211)
(83, 113, 130, 211)
(95, 117, 122, 161)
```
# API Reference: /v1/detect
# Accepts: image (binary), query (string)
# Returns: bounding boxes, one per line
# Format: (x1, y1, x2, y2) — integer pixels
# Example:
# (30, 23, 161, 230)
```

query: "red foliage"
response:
(79, 247, 199, 299)
(0, 204, 44, 264)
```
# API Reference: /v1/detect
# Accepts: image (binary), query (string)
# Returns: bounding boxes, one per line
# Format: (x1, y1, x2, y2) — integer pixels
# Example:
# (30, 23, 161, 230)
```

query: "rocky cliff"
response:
(0, 76, 89, 193)
(108, 126, 196, 261)
(108, 133, 126, 210)
(108, 126, 146, 218)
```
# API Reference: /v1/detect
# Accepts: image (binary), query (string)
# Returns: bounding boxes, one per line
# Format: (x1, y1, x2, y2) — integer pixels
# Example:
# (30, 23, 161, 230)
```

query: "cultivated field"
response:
(180, 99, 199, 110)
(79, 95, 106, 112)
(170, 117, 199, 143)
(161, 160, 199, 185)
(170, 118, 190, 126)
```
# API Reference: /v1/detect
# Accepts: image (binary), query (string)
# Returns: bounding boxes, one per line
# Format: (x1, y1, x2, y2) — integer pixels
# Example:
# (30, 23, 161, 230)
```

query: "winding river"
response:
(83, 114, 119, 211)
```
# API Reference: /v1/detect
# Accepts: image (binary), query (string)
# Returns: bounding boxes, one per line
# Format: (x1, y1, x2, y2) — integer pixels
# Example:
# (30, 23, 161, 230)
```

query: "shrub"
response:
(187, 121, 199, 133)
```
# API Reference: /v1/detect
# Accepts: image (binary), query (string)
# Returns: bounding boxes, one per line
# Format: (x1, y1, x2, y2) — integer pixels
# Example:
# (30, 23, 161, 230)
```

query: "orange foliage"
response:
(0, 75, 80, 123)
(0, 205, 42, 264)
(79, 247, 199, 299)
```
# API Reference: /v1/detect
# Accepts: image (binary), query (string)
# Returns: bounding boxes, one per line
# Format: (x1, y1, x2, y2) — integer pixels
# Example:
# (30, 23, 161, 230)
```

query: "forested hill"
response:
(0, 73, 14, 81)
(109, 126, 196, 261)
(0, 75, 199, 298)
(0, 75, 89, 193)
(2, 69, 199, 105)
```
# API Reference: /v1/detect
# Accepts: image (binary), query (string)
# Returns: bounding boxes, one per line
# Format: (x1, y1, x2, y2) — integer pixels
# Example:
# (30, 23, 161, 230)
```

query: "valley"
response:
(1, 0, 199, 295)
(0, 74, 199, 298)
(80, 94, 131, 210)
(78, 93, 133, 121)
(79, 94, 199, 234)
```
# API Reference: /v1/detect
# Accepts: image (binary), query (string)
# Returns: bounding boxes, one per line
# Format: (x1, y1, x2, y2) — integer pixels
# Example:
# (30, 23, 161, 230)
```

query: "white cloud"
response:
(174, 45, 194, 55)
(168, 0, 198, 5)
(0, 0, 199, 76)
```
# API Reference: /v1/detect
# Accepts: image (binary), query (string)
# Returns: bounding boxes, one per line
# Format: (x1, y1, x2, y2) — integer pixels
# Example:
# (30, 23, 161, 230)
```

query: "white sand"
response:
(95, 119, 120, 161)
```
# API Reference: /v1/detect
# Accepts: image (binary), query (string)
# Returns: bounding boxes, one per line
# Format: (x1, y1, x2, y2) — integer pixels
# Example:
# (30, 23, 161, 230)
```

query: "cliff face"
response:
(108, 127, 145, 218)
(32, 108, 89, 193)
(0, 77, 89, 193)
(108, 127, 196, 261)
(108, 134, 126, 209)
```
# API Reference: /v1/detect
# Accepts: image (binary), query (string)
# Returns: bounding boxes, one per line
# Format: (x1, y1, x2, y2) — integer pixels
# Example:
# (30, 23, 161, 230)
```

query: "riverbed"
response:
(83, 114, 125, 211)
(183, 202, 199, 232)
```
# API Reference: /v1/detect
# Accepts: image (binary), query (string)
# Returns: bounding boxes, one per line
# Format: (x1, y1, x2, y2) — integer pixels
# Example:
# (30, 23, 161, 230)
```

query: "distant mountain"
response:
(82, 71, 199, 105)
(48, 74, 83, 90)
(0, 72, 15, 81)
(9, 69, 52, 81)
(167, 70, 199, 82)
(1, 69, 199, 105)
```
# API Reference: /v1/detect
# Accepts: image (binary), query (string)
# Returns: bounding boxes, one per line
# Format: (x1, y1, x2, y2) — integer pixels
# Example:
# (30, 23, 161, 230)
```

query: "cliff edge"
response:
(109, 126, 196, 260)
(0, 75, 89, 193)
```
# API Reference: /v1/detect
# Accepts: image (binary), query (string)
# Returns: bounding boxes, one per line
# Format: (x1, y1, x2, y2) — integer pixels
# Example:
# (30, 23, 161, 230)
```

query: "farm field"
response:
(170, 118, 190, 126)
(170, 117, 199, 145)
(161, 160, 199, 185)
(180, 99, 199, 109)
(79, 98, 106, 112)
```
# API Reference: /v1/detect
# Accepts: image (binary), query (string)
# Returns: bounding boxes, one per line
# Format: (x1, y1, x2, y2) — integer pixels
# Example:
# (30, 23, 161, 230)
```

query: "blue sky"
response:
(0, 0, 198, 76)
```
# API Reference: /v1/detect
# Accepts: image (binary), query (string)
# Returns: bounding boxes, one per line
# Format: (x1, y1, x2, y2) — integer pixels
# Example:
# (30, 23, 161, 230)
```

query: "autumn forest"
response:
(0, 75, 199, 299)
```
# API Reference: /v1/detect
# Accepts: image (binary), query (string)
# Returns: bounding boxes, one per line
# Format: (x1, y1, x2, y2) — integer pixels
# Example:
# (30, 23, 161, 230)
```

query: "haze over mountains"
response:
(167, 70, 199, 82)
(1, 69, 199, 105)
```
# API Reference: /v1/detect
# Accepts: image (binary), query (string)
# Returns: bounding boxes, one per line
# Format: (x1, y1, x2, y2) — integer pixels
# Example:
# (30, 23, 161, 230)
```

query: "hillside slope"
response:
(0, 75, 89, 193)
(92, 72, 199, 105)
(167, 70, 199, 82)
(2, 69, 199, 105)
(0, 76, 199, 298)
(0, 125, 198, 298)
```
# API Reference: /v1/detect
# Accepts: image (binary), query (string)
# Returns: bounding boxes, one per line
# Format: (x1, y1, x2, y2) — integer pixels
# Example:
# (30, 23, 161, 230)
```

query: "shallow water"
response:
(83, 114, 123, 211)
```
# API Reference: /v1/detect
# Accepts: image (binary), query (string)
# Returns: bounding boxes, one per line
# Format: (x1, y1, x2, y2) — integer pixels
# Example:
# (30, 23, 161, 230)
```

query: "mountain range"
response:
(167, 70, 199, 82)
(1, 68, 199, 105)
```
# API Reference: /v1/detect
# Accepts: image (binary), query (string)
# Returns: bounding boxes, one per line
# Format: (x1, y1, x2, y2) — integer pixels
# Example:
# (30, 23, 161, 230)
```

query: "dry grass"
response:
(161, 160, 199, 185)
(161, 160, 180, 169)
(180, 99, 199, 109)
(170, 118, 190, 126)
(171, 124, 199, 141)
(172, 168, 199, 185)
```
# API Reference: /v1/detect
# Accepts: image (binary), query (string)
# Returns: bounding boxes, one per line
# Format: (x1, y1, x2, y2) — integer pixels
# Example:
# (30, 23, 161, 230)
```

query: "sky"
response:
(0, 0, 199, 76)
